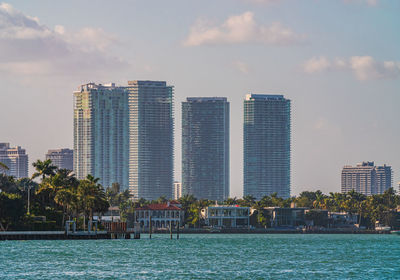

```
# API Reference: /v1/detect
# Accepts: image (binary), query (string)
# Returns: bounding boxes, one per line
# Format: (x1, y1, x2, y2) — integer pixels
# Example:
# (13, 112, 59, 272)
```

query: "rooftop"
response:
(245, 94, 285, 101)
(207, 205, 250, 209)
(136, 203, 182, 211)
(127, 80, 167, 87)
(186, 97, 228, 102)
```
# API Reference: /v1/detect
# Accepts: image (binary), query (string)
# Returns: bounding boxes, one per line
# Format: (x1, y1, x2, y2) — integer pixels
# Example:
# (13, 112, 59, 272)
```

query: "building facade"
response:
(126, 80, 174, 201)
(243, 94, 291, 199)
(174, 181, 182, 200)
(261, 207, 307, 228)
(135, 202, 184, 229)
(201, 206, 250, 228)
(73, 83, 130, 190)
(0, 143, 28, 178)
(341, 162, 392, 195)
(74, 81, 174, 199)
(45, 148, 73, 170)
(182, 97, 229, 201)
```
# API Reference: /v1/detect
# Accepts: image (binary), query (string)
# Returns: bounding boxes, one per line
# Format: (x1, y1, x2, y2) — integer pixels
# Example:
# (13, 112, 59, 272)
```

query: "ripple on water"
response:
(1, 234, 400, 279)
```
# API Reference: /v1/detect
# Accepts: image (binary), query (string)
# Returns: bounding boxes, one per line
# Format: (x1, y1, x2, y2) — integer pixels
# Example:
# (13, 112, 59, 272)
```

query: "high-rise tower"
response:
(73, 83, 129, 190)
(182, 97, 229, 201)
(243, 94, 291, 199)
(126, 81, 174, 200)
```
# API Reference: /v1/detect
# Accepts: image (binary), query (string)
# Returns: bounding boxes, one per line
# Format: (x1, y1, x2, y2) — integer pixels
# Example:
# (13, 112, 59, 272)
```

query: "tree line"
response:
(0, 159, 109, 231)
(1, 159, 399, 230)
(106, 189, 400, 229)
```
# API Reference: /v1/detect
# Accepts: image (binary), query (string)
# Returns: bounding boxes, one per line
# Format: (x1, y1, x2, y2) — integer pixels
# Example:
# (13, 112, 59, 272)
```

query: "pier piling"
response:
(149, 216, 152, 239)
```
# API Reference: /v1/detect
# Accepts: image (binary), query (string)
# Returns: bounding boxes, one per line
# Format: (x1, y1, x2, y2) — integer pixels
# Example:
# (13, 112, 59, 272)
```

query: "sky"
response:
(0, 0, 399, 197)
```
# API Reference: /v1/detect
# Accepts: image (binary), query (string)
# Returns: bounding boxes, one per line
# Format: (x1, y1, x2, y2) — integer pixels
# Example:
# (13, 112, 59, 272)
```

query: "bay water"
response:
(1, 234, 399, 279)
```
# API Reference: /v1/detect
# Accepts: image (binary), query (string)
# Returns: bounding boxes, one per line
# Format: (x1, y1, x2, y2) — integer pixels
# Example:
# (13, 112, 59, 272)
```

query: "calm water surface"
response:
(1, 234, 399, 279)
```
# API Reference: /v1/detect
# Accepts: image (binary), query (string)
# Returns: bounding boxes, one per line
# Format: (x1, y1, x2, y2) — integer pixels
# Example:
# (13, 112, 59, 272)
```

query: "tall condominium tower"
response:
(341, 162, 392, 195)
(0, 143, 29, 178)
(74, 83, 129, 190)
(126, 81, 174, 200)
(46, 148, 73, 170)
(243, 94, 291, 199)
(182, 97, 229, 201)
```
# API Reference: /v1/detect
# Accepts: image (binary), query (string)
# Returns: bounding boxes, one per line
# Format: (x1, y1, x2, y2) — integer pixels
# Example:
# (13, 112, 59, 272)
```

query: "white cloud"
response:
(304, 57, 331, 73)
(303, 56, 400, 81)
(183, 11, 304, 47)
(350, 56, 400, 81)
(0, 3, 127, 77)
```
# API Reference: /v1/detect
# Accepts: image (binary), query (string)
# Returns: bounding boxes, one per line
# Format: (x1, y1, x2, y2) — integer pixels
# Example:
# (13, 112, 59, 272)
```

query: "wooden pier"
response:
(0, 221, 143, 241)
(0, 231, 111, 241)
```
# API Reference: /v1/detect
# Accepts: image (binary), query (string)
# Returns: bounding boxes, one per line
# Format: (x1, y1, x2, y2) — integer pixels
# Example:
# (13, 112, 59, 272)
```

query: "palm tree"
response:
(54, 189, 78, 227)
(225, 197, 238, 205)
(178, 194, 197, 225)
(156, 196, 168, 204)
(330, 192, 346, 212)
(259, 195, 273, 207)
(0, 162, 9, 172)
(313, 192, 327, 209)
(86, 174, 100, 184)
(77, 175, 109, 230)
(32, 159, 57, 181)
(270, 193, 284, 207)
(344, 190, 366, 215)
(241, 195, 256, 207)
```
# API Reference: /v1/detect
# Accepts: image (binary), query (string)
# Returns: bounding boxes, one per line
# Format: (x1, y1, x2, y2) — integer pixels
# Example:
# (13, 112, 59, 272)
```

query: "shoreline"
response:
(0, 229, 392, 240)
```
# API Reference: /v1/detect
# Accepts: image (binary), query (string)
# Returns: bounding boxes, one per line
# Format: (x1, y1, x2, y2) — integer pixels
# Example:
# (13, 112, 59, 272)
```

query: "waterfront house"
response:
(256, 207, 308, 228)
(201, 205, 250, 228)
(99, 206, 121, 222)
(134, 202, 184, 229)
(305, 209, 329, 227)
(328, 212, 359, 228)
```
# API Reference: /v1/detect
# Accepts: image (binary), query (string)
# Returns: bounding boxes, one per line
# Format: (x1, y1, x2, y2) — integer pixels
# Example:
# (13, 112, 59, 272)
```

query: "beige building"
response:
(174, 181, 182, 200)
(341, 162, 392, 195)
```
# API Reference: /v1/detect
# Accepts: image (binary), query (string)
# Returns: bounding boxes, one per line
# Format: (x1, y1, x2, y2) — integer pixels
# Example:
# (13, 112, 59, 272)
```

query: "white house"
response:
(201, 205, 250, 228)
(135, 202, 184, 229)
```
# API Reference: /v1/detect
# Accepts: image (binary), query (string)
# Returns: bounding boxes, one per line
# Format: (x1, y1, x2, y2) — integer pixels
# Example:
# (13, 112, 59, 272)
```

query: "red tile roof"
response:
(136, 203, 182, 211)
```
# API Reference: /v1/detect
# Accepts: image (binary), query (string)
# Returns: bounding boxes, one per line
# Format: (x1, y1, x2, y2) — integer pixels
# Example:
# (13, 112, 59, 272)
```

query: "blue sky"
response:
(0, 0, 399, 197)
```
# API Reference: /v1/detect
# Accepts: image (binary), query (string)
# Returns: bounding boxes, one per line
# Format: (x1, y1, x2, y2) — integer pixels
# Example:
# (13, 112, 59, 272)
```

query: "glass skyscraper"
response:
(74, 81, 174, 200)
(74, 83, 129, 190)
(243, 94, 291, 199)
(126, 81, 174, 200)
(182, 97, 229, 201)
